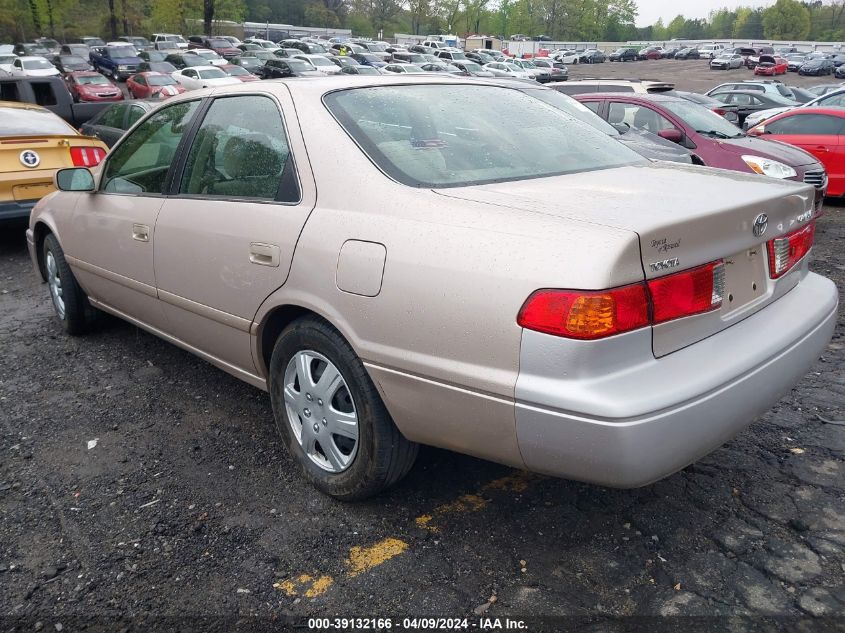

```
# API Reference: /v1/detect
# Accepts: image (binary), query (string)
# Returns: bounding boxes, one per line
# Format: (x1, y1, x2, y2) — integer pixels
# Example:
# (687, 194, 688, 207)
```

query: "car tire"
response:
(268, 316, 419, 500)
(42, 233, 100, 336)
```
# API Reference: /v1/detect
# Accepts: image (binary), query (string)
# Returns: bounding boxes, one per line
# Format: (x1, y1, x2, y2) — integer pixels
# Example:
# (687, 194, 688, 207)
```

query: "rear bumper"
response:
(0, 199, 36, 222)
(515, 271, 838, 488)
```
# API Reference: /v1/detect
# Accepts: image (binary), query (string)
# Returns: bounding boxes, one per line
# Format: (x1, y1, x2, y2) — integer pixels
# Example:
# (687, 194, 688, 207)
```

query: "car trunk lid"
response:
(437, 162, 816, 357)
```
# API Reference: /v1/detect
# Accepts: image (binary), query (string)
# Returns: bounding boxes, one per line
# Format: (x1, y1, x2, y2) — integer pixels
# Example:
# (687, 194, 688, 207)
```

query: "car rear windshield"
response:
(76, 75, 109, 84)
(324, 85, 643, 188)
(0, 106, 75, 136)
(23, 58, 54, 69)
(148, 75, 176, 85)
(224, 65, 249, 75)
(661, 99, 743, 138)
(197, 68, 226, 78)
(109, 47, 137, 57)
(207, 39, 230, 48)
(288, 60, 315, 71)
(307, 56, 333, 66)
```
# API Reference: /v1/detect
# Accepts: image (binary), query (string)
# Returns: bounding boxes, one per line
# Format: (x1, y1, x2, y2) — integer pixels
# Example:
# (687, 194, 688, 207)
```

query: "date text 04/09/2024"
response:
(306, 618, 529, 630)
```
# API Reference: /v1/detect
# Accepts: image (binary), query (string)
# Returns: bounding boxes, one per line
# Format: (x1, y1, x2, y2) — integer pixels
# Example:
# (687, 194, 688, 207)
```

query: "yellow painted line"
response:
(481, 471, 539, 493)
(346, 537, 409, 577)
(414, 514, 439, 532)
(273, 574, 334, 598)
(413, 471, 540, 532)
(275, 470, 542, 597)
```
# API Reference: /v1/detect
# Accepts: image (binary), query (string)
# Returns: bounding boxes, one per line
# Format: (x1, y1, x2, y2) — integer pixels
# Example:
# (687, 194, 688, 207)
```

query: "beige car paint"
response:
(65, 183, 169, 331)
(336, 240, 387, 297)
(28, 76, 833, 482)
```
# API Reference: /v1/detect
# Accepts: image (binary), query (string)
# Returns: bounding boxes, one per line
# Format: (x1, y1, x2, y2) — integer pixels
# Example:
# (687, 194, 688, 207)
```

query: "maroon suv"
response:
(187, 36, 241, 59)
(575, 92, 827, 212)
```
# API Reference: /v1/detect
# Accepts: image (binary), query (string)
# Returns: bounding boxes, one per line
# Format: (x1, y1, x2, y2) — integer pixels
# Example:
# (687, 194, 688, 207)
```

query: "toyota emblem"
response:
(20, 150, 40, 168)
(752, 213, 768, 237)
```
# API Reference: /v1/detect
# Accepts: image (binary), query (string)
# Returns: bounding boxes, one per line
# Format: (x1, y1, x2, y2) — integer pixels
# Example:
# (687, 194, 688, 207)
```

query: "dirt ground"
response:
(2, 60, 845, 632)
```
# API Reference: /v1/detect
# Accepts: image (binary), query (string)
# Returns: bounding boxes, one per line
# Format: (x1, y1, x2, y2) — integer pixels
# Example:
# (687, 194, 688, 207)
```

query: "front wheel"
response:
(268, 317, 418, 500)
(42, 234, 100, 335)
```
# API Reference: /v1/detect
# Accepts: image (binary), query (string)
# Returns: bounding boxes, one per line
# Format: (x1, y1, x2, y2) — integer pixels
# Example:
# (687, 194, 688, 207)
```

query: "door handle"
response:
(814, 146, 830, 152)
(132, 223, 150, 242)
(249, 242, 280, 267)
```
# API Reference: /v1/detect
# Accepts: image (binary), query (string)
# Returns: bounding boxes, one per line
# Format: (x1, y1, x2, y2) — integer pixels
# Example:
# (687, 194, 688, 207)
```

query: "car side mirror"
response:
(55, 167, 95, 192)
(658, 129, 684, 143)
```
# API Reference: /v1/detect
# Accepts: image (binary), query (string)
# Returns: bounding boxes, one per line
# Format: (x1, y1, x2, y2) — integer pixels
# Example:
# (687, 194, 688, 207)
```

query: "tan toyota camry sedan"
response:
(27, 76, 838, 499)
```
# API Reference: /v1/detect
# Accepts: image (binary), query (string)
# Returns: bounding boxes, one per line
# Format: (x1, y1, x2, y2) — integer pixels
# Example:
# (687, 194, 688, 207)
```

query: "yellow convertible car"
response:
(0, 101, 107, 223)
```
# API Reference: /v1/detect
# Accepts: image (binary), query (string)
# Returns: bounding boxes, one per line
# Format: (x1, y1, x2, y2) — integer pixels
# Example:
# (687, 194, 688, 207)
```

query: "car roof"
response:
(573, 92, 685, 103)
(0, 100, 49, 111)
(179, 65, 221, 72)
(771, 106, 845, 117)
(161, 73, 540, 103)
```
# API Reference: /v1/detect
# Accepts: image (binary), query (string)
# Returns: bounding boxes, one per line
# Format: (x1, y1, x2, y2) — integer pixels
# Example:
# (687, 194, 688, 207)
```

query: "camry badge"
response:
(752, 213, 768, 237)
(20, 150, 40, 168)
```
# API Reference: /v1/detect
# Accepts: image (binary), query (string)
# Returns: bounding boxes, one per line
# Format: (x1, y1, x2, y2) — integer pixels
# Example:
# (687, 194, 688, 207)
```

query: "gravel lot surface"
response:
(2, 61, 845, 632)
(567, 57, 844, 93)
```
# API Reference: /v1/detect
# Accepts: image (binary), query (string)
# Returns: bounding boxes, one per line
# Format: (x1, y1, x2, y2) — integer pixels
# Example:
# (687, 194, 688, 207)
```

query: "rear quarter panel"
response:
(253, 85, 643, 466)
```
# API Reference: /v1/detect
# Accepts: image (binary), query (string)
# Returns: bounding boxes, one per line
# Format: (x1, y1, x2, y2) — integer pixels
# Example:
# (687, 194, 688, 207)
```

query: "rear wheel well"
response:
(260, 305, 327, 374)
(33, 222, 51, 280)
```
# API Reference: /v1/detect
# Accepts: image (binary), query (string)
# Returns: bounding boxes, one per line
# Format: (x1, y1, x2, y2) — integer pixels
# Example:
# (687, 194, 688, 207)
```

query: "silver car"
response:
(28, 76, 837, 499)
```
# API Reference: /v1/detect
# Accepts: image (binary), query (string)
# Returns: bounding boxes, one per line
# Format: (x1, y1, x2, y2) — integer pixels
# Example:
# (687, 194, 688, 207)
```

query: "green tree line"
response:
(640, 0, 845, 43)
(2, 0, 845, 44)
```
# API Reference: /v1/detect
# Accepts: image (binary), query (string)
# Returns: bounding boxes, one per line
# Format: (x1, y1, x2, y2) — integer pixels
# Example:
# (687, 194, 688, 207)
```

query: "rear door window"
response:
(608, 102, 674, 133)
(766, 114, 845, 135)
(177, 95, 299, 202)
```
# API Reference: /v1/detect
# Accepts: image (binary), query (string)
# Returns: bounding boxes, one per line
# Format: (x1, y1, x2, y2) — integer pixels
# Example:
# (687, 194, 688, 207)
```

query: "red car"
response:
(126, 71, 186, 99)
(219, 64, 260, 82)
(64, 71, 123, 102)
(748, 106, 843, 195)
(576, 92, 827, 211)
(754, 55, 788, 76)
(637, 47, 662, 60)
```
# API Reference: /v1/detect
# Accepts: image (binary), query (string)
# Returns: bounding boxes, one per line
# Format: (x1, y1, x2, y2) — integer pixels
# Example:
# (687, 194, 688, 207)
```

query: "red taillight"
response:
(517, 284, 650, 340)
(518, 261, 724, 339)
(70, 146, 106, 167)
(648, 261, 725, 324)
(713, 107, 726, 117)
(767, 222, 815, 279)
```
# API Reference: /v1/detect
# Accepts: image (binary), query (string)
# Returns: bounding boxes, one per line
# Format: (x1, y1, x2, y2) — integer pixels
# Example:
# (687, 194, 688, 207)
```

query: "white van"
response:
(699, 43, 726, 59)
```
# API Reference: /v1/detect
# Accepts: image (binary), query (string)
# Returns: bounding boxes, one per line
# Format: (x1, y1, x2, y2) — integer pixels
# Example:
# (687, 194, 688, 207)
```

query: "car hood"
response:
(615, 128, 693, 163)
(80, 84, 120, 93)
(718, 135, 819, 166)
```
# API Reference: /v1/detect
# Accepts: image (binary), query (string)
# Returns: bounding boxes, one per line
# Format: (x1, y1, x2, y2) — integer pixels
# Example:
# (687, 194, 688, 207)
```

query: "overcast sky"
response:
(636, 0, 773, 26)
